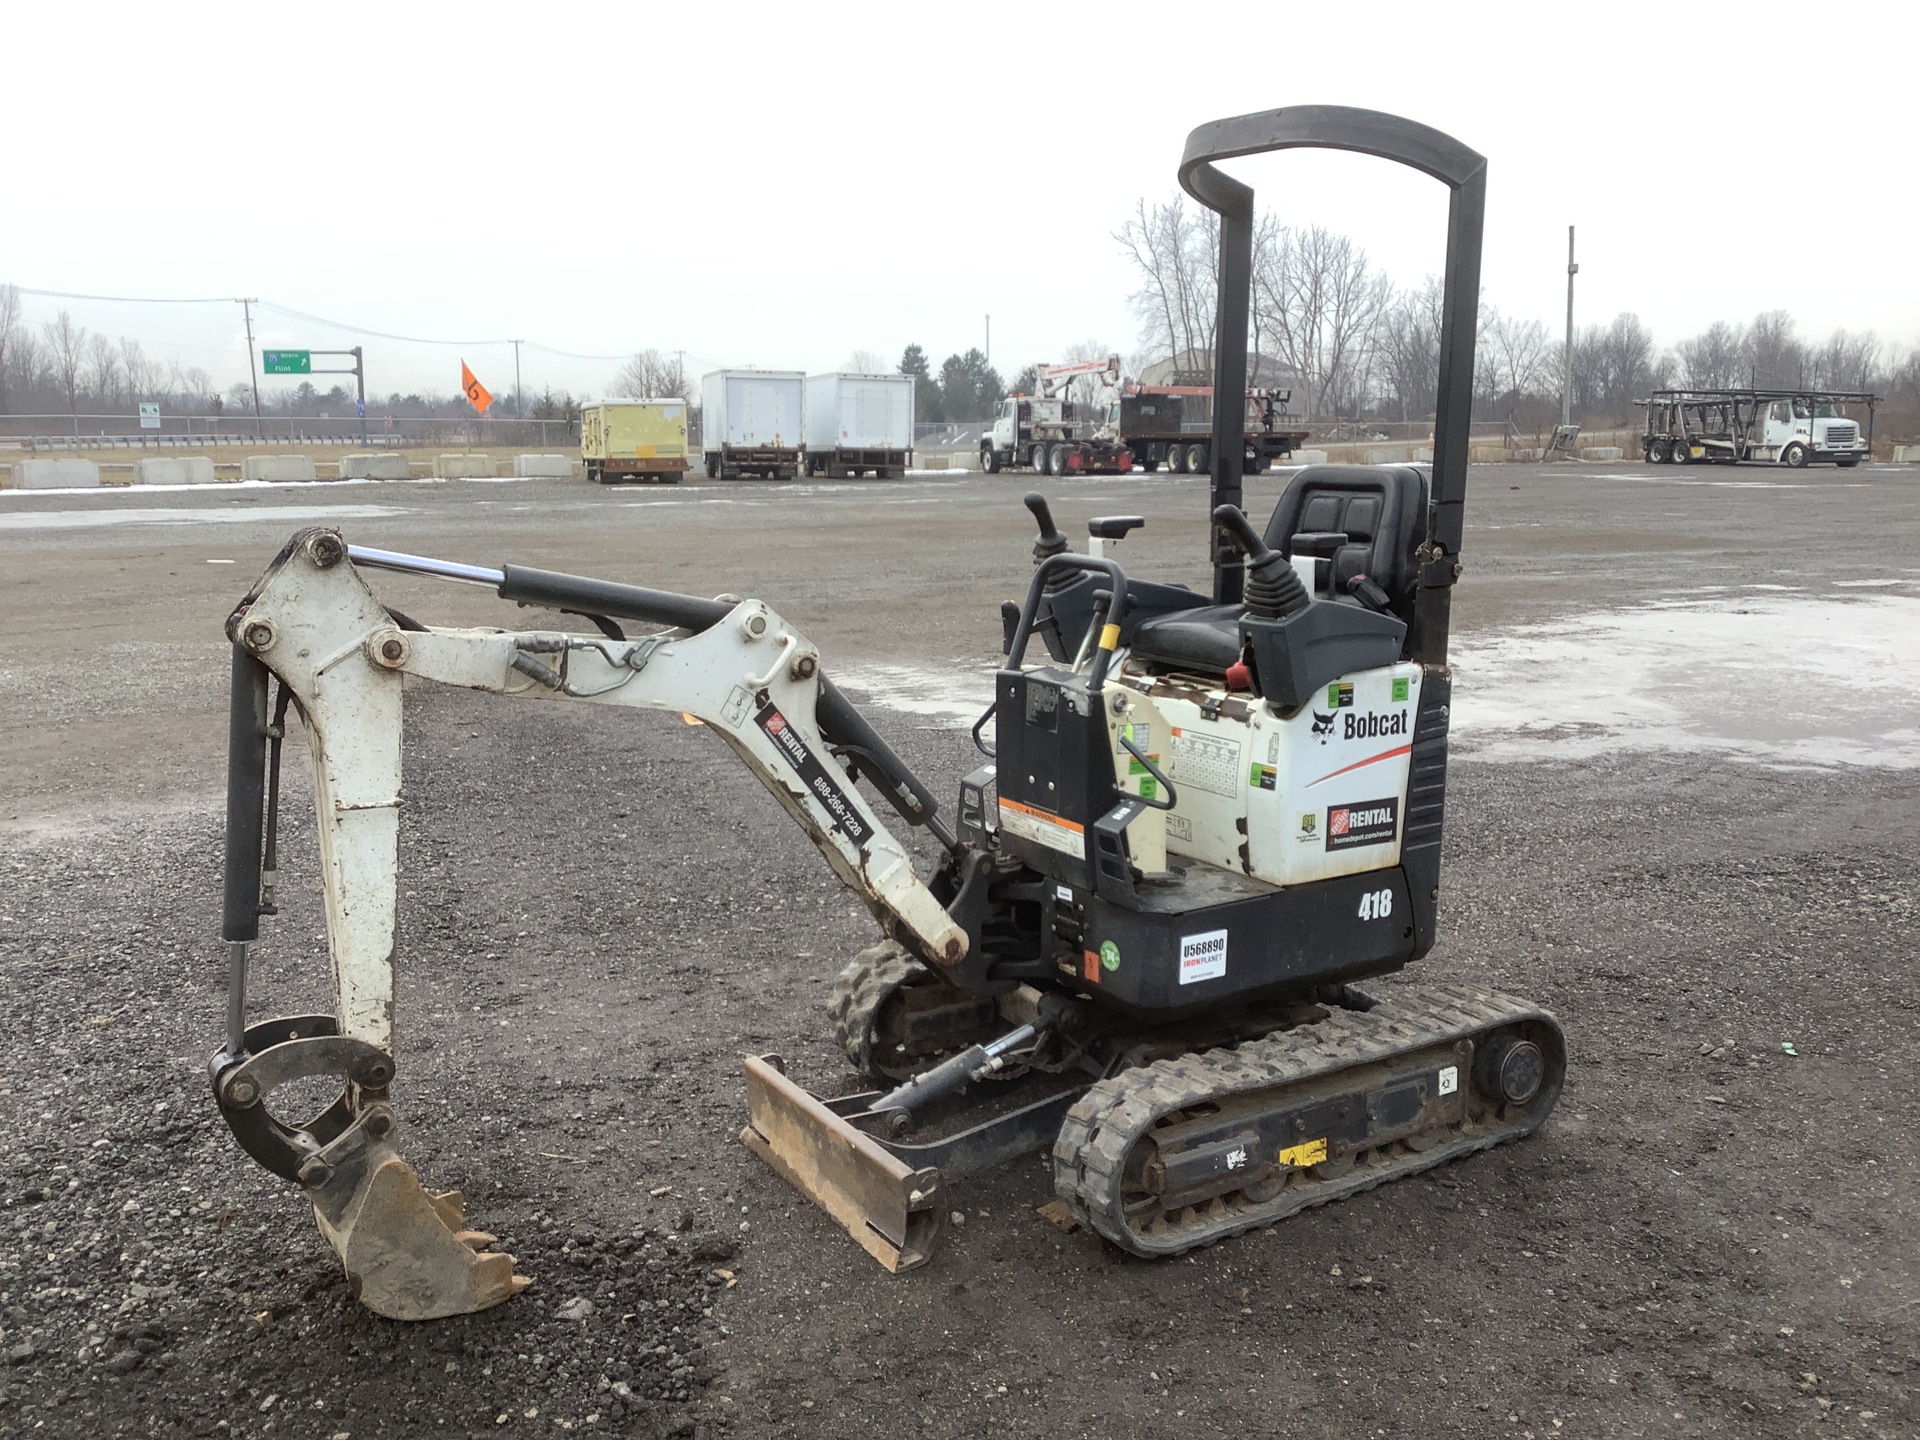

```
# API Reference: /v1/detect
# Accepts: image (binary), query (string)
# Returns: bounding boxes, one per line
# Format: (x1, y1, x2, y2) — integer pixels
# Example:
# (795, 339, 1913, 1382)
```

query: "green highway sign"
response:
(263, 349, 311, 375)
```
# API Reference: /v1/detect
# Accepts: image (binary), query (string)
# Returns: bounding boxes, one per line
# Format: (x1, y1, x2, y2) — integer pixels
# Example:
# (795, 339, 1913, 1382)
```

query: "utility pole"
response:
(985, 314, 990, 367)
(1561, 227, 1577, 429)
(352, 346, 367, 448)
(511, 339, 523, 418)
(240, 297, 264, 437)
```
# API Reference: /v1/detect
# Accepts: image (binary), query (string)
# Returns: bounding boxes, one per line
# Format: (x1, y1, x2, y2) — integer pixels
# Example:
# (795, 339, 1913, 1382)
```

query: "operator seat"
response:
(1128, 465, 1428, 674)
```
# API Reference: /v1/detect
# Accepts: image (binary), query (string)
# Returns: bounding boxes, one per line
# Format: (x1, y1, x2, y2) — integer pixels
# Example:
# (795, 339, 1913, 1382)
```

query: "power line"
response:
(11, 285, 666, 367)
(16, 286, 238, 304)
(255, 300, 510, 348)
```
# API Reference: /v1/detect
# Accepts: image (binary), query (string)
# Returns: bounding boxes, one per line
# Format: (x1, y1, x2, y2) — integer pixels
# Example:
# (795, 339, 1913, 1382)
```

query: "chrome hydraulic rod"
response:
(346, 544, 507, 587)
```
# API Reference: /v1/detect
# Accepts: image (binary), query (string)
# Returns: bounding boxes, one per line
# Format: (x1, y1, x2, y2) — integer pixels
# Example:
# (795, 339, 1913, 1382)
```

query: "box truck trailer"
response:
(700, 369, 805, 481)
(802, 373, 914, 478)
(580, 400, 690, 484)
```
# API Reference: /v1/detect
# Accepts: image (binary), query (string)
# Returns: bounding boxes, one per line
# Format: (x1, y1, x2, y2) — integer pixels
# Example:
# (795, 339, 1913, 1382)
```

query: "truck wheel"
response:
(1167, 444, 1187, 474)
(1668, 442, 1688, 464)
(1185, 442, 1209, 474)
(1646, 440, 1668, 464)
(705, 454, 719, 479)
(1782, 443, 1808, 468)
(982, 447, 1002, 474)
(1047, 443, 1068, 476)
(1246, 451, 1270, 475)
(1031, 444, 1049, 472)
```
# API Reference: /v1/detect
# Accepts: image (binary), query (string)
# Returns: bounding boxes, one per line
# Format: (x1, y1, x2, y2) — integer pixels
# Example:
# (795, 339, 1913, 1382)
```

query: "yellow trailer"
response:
(580, 400, 690, 484)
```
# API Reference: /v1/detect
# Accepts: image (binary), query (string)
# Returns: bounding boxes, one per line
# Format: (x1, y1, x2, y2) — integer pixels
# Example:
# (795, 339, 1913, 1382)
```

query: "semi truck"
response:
(700, 369, 805, 480)
(802, 372, 914, 478)
(579, 400, 690, 484)
(979, 355, 1134, 476)
(1113, 384, 1309, 474)
(1638, 388, 1875, 467)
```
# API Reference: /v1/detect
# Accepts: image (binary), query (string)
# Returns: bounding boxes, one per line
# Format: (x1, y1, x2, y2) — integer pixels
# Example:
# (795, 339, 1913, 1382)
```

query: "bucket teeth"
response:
(309, 1149, 529, 1321)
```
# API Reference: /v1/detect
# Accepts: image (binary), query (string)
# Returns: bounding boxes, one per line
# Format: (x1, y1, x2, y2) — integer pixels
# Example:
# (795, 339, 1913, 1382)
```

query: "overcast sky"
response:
(9, 0, 1916, 406)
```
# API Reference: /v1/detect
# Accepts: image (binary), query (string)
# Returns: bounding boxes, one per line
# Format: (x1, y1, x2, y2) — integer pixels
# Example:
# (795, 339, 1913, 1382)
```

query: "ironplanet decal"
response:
(1326, 797, 1399, 851)
(754, 702, 873, 848)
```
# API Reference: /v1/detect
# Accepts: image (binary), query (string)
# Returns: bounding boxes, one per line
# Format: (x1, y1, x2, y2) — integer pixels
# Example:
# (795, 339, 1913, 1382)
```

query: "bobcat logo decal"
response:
(1311, 710, 1336, 742)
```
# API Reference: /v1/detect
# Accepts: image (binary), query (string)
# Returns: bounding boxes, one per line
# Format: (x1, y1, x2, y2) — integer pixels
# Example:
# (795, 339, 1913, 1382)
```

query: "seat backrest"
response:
(1263, 464, 1428, 620)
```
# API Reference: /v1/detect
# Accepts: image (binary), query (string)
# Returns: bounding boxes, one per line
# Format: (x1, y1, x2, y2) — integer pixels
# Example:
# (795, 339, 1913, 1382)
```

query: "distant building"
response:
(1138, 349, 1304, 411)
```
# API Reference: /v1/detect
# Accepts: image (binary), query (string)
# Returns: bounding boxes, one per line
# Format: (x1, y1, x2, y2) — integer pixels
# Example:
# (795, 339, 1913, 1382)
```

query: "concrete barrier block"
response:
(135, 456, 217, 485)
(1288, 449, 1328, 466)
(434, 453, 497, 478)
(15, 458, 101, 489)
(1366, 447, 1411, 465)
(339, 452, 412, 481)
(1579, 446, 1624, 462)
(243, 455, 318, 482)
(512, 454, 573, 478)
(1893, 444, 1918, 463)
(944, 451, 974, 471)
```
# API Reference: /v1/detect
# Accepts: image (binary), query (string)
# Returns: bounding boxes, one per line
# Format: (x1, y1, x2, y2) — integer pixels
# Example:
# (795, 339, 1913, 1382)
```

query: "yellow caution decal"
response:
(1277, 1137, 1328, 1168)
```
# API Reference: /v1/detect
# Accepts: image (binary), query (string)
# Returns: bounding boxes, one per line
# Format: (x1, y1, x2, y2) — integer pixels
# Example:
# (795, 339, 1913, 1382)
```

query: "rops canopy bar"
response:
(1177, 104, 1485, 665)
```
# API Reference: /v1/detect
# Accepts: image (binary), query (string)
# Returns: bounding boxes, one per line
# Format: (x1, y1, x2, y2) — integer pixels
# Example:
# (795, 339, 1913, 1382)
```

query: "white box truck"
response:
(801, 373, 915, 478)
(700, 369, 805, 480)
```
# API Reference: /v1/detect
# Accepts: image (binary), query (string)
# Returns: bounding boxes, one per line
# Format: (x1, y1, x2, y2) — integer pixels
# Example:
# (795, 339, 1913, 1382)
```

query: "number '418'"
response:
(1357, 888, 1393, 921)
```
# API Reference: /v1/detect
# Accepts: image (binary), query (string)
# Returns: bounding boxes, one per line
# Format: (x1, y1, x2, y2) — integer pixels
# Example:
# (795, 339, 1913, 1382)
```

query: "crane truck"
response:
(980, 355, 1135, 476)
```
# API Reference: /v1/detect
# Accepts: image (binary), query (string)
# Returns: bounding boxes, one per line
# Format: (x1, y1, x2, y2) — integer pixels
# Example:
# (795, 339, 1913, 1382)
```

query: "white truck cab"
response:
(1755, 396, 1867, 467)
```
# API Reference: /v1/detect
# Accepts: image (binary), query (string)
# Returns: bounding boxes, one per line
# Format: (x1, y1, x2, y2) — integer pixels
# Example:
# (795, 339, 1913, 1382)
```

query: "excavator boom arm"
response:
(211, 529, 964, 1318)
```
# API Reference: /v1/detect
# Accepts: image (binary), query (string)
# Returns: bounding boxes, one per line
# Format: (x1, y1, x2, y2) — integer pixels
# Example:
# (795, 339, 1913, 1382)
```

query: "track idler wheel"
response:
(210, 1015, 529, 1320)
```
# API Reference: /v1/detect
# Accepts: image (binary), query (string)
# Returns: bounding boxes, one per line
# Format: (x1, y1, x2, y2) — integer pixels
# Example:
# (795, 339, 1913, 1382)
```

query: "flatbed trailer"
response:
(1638, 387, 1875, 468)
(1116, 386, 1308, 474)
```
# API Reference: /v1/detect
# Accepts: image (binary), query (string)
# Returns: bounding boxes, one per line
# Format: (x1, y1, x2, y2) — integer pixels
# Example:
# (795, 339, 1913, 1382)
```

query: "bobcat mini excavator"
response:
(209, 105, 1564, 1320)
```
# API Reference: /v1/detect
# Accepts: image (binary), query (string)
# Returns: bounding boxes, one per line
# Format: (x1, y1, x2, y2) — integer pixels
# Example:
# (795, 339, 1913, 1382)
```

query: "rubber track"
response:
(827, 943, 924, 1082)
(1052, 981, 1563, 1256)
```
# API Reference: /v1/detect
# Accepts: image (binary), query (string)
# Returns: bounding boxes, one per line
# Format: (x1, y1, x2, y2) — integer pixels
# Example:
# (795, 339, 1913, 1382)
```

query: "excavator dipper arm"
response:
(210, 529, 965, 1318)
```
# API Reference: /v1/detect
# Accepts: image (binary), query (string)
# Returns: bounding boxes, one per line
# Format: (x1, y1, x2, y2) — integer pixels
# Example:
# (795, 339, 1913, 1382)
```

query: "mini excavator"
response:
(209, 105, 1563, 1320)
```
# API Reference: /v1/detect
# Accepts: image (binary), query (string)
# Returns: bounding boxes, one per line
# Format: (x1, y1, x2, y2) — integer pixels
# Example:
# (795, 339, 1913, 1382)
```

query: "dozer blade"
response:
(307, 1143, 530, 1321)
(740, 1054, 947, 1272)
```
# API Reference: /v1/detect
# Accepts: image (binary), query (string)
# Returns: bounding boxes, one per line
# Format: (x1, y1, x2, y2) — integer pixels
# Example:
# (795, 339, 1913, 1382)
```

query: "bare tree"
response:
(42, 311, 87, 426)
(608, 349, 690, 400)
(1806, 329, 1879, 391)
(1676, 320, 1747, 390)
(182, 367, 213, 407)
(1745, 310, 1803, 388)
(1479, 308, 1552, 414)
(0, 283, 20, 412)
(86, 332, 121, 407)
(1116, 195, 1219, 369)
(1374, 277, 1443, 422)
(841, 350, 889, 374)
(1257, 224, 1390, 418)
(119, 337, 160, 402)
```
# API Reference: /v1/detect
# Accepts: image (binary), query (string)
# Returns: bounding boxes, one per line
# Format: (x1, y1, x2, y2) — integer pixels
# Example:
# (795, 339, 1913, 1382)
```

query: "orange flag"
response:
(461, 361, 493, 415)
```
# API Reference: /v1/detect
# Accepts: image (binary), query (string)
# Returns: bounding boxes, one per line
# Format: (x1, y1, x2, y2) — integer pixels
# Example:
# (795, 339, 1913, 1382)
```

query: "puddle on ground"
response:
(836, 590, 1920, 770)
(0, 503, 404, 531)
(1453, 591, 1919, 767)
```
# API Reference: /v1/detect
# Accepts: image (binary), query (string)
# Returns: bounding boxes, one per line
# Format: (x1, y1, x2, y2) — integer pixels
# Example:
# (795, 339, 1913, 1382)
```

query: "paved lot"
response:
(1, 461, 1916, 1438)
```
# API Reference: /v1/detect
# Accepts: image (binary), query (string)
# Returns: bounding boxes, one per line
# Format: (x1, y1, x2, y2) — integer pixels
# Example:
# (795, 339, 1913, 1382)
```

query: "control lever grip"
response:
(1023, 492, 1070, 562)
(1210, 504, 1274, 562)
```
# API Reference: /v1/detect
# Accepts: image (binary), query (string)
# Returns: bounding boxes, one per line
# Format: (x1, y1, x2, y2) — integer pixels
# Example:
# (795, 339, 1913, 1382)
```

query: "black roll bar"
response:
(1178, 105, 1486, 665)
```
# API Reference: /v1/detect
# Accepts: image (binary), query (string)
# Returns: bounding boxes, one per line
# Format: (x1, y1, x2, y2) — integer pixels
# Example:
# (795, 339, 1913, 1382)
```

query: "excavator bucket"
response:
(307, 1142, 530, 1321)
(740, 1054, 948, 1273)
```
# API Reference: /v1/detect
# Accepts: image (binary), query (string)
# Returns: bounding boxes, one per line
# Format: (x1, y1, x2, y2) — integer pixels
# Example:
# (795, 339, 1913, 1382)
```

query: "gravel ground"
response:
(2, 462, 1916, 1438)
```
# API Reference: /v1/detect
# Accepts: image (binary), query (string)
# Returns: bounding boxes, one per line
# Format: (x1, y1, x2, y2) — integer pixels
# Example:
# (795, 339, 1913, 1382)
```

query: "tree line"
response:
(1117, 195, 1920, 433)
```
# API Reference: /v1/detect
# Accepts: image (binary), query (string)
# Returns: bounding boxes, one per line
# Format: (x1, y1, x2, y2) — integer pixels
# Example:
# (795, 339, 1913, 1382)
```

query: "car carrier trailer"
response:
(1638, 387, 1875, 468)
